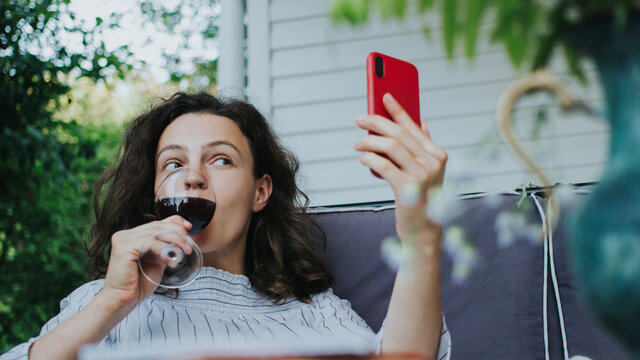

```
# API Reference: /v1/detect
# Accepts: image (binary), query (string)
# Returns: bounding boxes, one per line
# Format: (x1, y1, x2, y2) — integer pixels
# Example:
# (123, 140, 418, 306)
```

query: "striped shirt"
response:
(1, 267, 451, 359)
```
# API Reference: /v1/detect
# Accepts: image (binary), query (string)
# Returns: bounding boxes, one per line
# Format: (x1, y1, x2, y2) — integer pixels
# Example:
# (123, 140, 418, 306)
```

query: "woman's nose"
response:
(184, 170, 208, 190)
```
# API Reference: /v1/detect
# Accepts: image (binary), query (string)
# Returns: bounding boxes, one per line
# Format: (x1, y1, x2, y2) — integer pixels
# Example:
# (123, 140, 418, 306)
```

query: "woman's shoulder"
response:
(60, 279, 105, 310)
(311, 288, 345, 301)
(310, 288, 352, 309)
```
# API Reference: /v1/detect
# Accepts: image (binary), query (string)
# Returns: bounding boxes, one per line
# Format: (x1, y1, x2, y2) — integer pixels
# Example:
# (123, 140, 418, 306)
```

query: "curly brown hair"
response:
(87, 92, 333, 302)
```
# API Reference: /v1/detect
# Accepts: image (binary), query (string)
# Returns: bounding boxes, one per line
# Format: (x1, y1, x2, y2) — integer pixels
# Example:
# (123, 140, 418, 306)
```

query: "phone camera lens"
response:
(375, 56, 384, 78)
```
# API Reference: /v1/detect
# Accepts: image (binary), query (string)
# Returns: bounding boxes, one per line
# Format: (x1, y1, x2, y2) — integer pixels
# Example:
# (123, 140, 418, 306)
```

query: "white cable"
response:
(546, 197, 570, 360)
(533, 195, 569, 360)
(534, 195, 551, 360)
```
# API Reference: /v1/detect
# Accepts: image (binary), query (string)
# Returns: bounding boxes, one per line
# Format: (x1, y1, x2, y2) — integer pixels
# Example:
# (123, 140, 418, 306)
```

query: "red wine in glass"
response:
(155, 197, 216, 236)
(138, 168, 214, 289)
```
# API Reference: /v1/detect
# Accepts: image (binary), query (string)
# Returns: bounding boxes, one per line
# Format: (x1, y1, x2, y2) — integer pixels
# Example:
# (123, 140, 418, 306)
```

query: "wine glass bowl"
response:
(138, 168, 215, 288)
(155, 197, 216, 236)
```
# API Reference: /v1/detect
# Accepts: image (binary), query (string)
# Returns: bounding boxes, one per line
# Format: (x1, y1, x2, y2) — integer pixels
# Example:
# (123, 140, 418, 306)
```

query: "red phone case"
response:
(366, 52, 420, 125)
(366, 52, 421, 178)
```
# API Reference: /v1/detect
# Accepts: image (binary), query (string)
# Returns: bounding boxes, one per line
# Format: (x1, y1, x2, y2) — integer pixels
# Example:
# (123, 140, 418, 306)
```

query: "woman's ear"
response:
(253, 174, 273, 212)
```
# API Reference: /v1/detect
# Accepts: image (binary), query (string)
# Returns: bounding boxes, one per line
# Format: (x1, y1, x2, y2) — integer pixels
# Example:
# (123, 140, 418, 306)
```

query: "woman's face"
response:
(154, 112, 272, 272)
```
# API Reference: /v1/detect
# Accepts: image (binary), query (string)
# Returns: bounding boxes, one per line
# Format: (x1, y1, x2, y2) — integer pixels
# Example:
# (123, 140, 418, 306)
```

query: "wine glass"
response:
(138, 167, 216, 288)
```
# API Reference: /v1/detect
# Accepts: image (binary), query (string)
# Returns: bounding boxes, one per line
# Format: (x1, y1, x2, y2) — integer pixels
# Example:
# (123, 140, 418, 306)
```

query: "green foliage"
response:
(139, 0, 220, 88)
(331, 0, 371, 24)
(331, 0, 640, 80)
(0, 0, 131, 352)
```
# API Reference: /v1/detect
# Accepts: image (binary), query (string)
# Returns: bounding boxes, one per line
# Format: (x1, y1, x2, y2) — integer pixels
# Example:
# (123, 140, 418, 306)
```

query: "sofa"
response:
(310, 190, 627, 359)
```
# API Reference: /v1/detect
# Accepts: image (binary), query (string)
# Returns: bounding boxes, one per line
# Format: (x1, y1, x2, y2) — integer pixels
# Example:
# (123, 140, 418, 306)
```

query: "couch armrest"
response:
(311, 193, 626, 359)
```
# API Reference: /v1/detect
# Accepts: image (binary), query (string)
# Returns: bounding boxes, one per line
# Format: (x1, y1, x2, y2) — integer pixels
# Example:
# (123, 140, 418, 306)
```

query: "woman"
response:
(1, 92, 450, 360)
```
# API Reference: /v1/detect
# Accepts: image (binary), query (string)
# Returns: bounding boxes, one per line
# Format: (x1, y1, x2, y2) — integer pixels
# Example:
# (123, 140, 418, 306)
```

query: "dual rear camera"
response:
(375, 56, 384, 78)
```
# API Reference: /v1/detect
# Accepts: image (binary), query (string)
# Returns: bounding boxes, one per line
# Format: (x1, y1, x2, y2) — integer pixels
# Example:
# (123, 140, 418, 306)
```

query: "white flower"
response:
(444, 226, 478, 283)
(495, 211, 522, 248)
(495, 210, 544, 247)
(380, 236, 408, 271)
(482, 192, 504, 209)
(399, 181, 421, 207)
(426, 185, 465, 223)
(554, 183, 579, 211)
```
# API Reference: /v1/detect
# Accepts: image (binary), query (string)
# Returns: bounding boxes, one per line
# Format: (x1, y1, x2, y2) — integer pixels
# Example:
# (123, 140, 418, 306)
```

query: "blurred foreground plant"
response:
(0, 0, 132, 351)
(332, 0, 640, 83)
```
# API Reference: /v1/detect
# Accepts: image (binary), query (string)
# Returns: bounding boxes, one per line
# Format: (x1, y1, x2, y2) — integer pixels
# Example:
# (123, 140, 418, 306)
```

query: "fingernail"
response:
(355, 114, 366, 123)
(183, 219, 192, 228)
(384, 93, 395, 103)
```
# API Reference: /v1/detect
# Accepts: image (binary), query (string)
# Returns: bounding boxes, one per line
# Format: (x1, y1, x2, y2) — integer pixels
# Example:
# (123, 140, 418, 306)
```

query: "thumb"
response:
(421, 120, 432, 139)
(164, 215, 192, 230)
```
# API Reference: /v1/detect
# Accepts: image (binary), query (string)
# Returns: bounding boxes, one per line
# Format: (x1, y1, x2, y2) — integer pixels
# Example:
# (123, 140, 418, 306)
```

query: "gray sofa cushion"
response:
(311, 193, 627, 359)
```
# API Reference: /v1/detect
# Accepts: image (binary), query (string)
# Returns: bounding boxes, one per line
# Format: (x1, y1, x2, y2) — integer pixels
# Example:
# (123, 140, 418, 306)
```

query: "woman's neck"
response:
(201, 243, 246, 274)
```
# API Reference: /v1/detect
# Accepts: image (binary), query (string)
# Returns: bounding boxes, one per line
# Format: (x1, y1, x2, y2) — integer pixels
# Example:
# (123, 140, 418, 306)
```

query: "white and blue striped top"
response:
(1, 267, 451, 359)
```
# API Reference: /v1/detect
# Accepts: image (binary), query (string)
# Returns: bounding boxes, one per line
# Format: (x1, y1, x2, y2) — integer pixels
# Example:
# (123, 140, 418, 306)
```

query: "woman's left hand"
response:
(354, 93, 447, 241)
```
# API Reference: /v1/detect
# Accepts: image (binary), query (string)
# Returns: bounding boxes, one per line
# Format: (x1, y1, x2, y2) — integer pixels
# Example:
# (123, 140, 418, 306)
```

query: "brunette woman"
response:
(1, 92, 450, 360)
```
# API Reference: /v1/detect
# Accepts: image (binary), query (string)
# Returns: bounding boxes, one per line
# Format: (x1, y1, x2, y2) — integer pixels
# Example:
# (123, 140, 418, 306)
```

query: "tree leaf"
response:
(331, 0, 370, 25)
(442, 0, 458, 59)
(464, 0, 489, 59)
(418, 0, 435, 12)
(562, 46, 587, 85)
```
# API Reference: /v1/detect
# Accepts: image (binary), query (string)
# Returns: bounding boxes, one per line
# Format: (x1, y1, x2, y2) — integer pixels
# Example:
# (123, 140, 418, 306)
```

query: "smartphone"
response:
(366, 52, 421, 177)
(367, 52, 421, 125)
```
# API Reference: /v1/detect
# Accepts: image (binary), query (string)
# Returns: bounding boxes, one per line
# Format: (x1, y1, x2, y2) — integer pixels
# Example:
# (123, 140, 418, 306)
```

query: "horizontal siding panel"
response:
(307, 183, 395, 206)
(272, 94, 605, 138)
(265, 0, 608, 206)
(298, 132, 609, 205)
(272, 97, 366, 135)
(420, 74, 602, 120)
(293, 131, 609, 179)
(271, 55, 600, 108)
(283, 128, 360, 163)
(305, 165, 607, 206)
(271, 26, 498, 78)
(271, 0, 454, 49)
(427, 99, 607, 148)
(271, 14, 433, 50)
(308, 162, 605, 206)
(270, 0, 329, 22)
(281, 101, 608, 164)
(445, 132, 610, 177)
(272, 67, 362, 107)
(272, 73, 603, 136)
(451, 163, 606, 197)
(299, 157, 384, 191)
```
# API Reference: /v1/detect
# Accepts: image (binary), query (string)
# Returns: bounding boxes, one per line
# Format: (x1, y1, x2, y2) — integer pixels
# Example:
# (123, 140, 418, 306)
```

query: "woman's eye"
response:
(212, 158, 232, 166)
(165, 162, 182, 171)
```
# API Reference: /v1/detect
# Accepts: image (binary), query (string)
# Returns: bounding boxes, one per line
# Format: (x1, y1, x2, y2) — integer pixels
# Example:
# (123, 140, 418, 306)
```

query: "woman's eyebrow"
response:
(156, 144, 186, 162)
(203, 140, 242, 156)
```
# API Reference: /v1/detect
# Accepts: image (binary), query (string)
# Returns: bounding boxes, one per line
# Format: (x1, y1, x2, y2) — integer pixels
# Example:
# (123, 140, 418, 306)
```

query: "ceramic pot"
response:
(568, 12, 640, 358)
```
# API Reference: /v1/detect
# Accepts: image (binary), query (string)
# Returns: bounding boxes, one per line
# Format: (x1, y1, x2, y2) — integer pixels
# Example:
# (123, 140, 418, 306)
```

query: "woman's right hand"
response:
(99, 215, 193, 312)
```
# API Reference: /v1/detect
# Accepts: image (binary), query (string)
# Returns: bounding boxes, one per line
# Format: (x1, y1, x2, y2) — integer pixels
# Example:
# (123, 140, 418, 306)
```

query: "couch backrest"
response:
(310, 193, 627, 359)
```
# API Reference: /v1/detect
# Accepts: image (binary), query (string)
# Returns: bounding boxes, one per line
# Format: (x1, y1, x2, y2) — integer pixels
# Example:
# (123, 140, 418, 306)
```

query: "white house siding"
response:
(247, 0, 609, 206)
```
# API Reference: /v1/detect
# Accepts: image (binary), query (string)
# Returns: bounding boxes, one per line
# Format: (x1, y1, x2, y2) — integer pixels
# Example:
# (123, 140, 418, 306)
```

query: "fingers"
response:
(111, 217, 194, 262)
(139, 234, 191, 271)
(355, 118, 446, 182)
(164, 215, 193, 231)
(355, 93, 448, 190)
(356, 114, 431, 164)
(381, 93, 447, 162)
(355, 133, 431, 180)
(140, 231, 193, 257)
(357, 151, 404, 185)
(382, 93, 420, 132)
